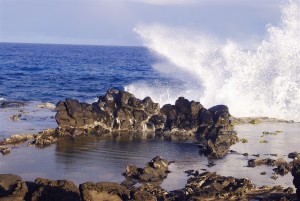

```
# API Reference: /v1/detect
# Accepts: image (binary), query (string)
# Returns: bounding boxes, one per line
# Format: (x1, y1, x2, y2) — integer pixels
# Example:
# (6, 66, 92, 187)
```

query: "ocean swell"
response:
(125, 1, 300, 121)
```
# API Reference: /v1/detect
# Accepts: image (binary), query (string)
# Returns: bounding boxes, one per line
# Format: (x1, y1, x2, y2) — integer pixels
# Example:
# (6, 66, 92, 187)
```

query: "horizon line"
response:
(0, 41, 144, 48)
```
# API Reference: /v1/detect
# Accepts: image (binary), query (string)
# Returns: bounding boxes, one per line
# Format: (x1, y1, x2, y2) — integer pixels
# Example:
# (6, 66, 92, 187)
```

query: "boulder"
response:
(0, 174, 28, 201)
(79, 182, 130, 201)
(124, 156, 169, 182)
(29, 178, 80, 201)
(292, 158, 300, 200)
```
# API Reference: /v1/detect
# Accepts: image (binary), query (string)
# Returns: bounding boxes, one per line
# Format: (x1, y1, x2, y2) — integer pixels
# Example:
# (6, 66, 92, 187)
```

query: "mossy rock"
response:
(249, 119, 261, 124)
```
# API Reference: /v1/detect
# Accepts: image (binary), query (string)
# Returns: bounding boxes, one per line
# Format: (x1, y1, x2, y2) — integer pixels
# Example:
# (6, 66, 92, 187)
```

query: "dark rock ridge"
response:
(247, 157, 294, 181)
(292, 158, 300, 201)
(0, 172, 295, 201)
(55, 89, 238, 158)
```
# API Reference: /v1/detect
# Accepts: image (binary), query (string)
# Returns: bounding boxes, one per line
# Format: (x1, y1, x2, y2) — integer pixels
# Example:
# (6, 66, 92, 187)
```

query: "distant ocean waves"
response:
(0, 44, 161, 103)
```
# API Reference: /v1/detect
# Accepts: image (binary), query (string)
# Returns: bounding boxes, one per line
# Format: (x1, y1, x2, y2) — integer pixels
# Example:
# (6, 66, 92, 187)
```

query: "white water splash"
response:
(125, 1, 300, 121)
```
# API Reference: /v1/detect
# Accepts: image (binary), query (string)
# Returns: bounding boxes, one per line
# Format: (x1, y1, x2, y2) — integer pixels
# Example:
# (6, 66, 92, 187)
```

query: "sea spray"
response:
(125, 0, 300, 121)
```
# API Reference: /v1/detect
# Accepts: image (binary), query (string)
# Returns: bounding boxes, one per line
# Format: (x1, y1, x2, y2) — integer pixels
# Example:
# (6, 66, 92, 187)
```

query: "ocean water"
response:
(0, 43, 166, 103)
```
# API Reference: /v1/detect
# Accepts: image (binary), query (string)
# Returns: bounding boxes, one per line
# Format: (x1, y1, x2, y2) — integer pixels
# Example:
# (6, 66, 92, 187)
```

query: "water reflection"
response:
(0, 122, 299, 191)
(54, 133, 203, 190)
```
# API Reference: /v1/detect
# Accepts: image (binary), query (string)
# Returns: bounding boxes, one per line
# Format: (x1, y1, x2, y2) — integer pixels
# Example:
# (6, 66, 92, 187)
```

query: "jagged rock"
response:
(79, 182, 130, 201)
(29, 178, 80, 201)
(124, 156, 169, 182)
(0, 134, 36, 145)
(53, 89, 237, 158)
(0, 101, 26, 108)
(134, 183, 169, 201)
(247, 157, 287, 167)
(0, 174, 28, 201)
(288, 151, 300, 159)
(179, 171, 294, 200)
(292, 158, 300, 200)
(34, 128, 58, 146)
(0, 146, 10, 155)
(35, 102, 56, 109)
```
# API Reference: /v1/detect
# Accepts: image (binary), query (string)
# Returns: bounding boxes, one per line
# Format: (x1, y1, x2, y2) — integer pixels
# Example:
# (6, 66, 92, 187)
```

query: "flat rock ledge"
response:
(54, 89, 238, 158)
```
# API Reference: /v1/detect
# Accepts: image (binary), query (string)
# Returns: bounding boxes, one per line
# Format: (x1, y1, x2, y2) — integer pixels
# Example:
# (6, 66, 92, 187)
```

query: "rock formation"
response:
(123, 156, 170, 183)
(55, 89, 238, 158)
(0, 172, 295, 201)
(292, 158, 300, 200)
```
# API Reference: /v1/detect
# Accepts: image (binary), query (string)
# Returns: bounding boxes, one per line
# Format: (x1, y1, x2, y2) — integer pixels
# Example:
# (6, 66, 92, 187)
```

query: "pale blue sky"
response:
(0, 0, 283, 46)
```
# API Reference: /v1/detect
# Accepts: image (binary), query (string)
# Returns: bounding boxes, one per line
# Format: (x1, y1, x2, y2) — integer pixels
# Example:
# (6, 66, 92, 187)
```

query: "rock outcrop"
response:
(292, 158, 300, 200)
(174, 171, 295, 200)
(0, 169, 296, 201)
(123, 156, 169, 183)
(0, 174, 28, 201)
(27, 178, 80, 201)
(79, 182, 130, 201)
(55, 89, 238, 158)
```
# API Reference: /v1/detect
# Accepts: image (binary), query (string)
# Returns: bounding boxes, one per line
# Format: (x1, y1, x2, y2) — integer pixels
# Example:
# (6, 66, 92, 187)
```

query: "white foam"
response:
(126, 1, 300, 121)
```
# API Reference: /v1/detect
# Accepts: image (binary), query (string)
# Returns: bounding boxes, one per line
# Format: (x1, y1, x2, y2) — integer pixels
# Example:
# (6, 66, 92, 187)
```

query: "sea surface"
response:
(0, 43, 164, 103)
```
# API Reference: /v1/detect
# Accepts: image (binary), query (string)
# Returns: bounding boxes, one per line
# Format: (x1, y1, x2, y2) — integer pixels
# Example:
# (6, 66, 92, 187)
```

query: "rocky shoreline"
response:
(0, 89, 299, 200)
(1, 155, 299, 201)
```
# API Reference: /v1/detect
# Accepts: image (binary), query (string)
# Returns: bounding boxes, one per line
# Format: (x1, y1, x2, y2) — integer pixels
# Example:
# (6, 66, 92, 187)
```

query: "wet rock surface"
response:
(54, 89, 238, 158)
(28, 178, 80, 201)
(177, 171, 295, 200)
(0, 101, 26, 109)
(0, 174, 28, 201)
(0, 146, 10, 155)
(0, 164, 297, 201)
(247, 157, 294, 180)
(292, 158, 300, 200)
(79, 182, 130, 201)
(123, 156, 170, 183)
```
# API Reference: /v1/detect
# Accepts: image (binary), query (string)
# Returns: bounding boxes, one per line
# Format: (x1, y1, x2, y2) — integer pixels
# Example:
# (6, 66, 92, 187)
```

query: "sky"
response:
(0, 0, 283, 46)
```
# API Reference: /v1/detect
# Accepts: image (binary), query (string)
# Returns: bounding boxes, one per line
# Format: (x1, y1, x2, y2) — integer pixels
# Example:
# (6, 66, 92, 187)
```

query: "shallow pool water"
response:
(1, 103, 299, 191)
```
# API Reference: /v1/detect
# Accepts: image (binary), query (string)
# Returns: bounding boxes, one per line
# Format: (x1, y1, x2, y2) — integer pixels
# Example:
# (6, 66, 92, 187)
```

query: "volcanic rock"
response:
(54, 89, 238, 158)
(29, 178, 80, 201)
(292, 158, 300, 200)
(79, 182, 130, 201)
(0, 174, 28, 201)
(124, 156, 169, 182)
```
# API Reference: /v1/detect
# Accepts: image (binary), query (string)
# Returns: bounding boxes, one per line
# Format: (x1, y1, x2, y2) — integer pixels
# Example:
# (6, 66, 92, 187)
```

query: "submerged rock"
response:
(0, 134, 36, 146)
(54, 89, 238, 158)
(0, 146, 10, 155)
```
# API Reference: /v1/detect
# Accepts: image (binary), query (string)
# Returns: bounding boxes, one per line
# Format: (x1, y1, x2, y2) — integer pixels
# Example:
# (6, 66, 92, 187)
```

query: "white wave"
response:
(126, 1, 300, 121)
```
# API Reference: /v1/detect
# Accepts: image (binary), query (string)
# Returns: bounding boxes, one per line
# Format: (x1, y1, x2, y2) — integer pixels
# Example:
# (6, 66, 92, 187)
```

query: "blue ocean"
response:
(0, 43, 165, 103)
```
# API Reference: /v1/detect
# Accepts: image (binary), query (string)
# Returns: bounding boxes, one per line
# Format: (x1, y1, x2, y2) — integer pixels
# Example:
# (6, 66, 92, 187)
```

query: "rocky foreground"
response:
(1, 156, 299, 201)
